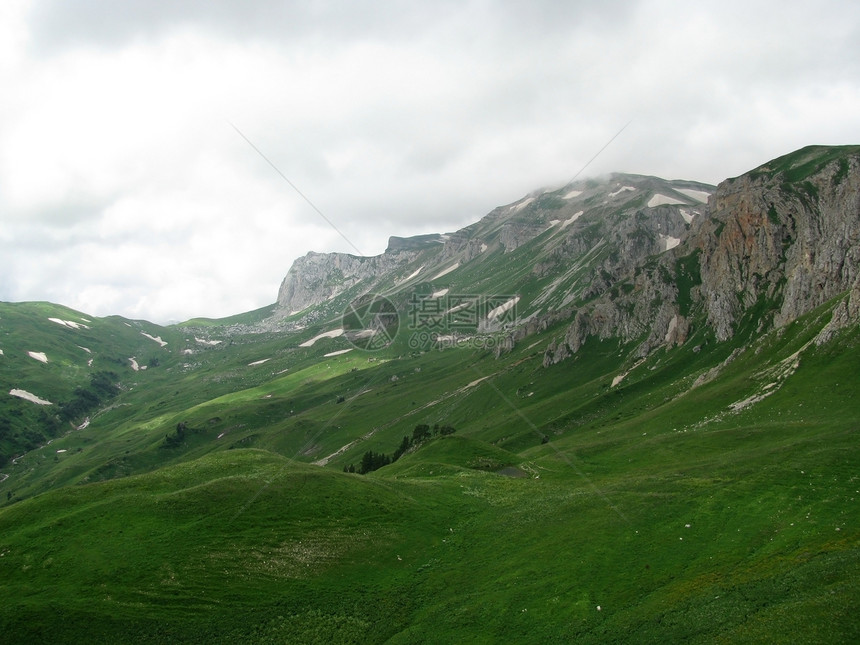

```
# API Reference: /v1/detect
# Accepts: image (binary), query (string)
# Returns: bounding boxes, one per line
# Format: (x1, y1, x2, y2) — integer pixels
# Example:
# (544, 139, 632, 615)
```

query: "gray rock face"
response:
(550, 146, 860, 359)
(276, 250, 416, 313)
(273, 146, 860, 363)
(699, 148, 860, 340)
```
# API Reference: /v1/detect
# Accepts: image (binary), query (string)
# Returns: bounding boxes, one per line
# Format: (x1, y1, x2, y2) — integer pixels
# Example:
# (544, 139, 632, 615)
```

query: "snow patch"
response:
(431, 288, 450, 298)
(609, 186, 635, 198)
(480, 243, 488, 253)
(141, 332, 167, 347)
(10, 389, 52, 405)
(0, 349, 4, 356)
(87, 358, 93, 367)
(562, 189, 583, 199)
(675, 188, 711, 203)
(77, 345, 91, 353)
(195, 337, 221, 346)
(403, 266, 423, 282)
(28, 351, 48, 363)
(129, 357, 139, 371)
(679, 208, 694, 224)
(324, 349, 353, 357)
(660, 235, 681, 251)
(49, 318, 90, 330)
(299, 328, 344, 347)
(648, 194, 685, 207)
(511, 197, 535, 212)
(560, 211, 583, 229)
(486, 296, 520, 321)
(431, 263, 459, 280)
(248, 358, 271, 366)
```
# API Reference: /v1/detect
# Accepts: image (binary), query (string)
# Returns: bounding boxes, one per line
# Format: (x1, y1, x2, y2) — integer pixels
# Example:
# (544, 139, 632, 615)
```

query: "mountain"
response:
(274, 145, 860, 359)
(0, 145, 858, 643)
(274, 172, 716, 355)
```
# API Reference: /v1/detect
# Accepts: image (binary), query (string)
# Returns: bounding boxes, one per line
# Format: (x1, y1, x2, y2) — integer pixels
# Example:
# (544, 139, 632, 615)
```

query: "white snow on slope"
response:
(324, 349, 353, 357)
(28, 351, 48, 363)
(486, 296, 520, 320)
(129, 357, 139, 371)
(675, 188, 711, 203)
(563, 189, 583, 199)
(431, 263, 459, 280)
(560, 211, 584, 229)
(49, 318, 90, 330)
(609, 186, 635, 198)
(648, 194, 685, 207)
(0, 349, 4, 356)
(10, 389, 52, 405)
(248, 358, 271, 366)
(660, 235, 681, 251)
(432, 288, 449, 298)
(679, 208, 694, 224)
(299, 328, 344, 347)
(195, 337, 221, 346)
(141, 332, 167, 347)
(402, 266, 423, 282)
(511, 197, 535, 211)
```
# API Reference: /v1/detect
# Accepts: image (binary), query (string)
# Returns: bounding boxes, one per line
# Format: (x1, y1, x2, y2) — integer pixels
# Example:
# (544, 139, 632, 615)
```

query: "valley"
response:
(0, 145, 858, 643)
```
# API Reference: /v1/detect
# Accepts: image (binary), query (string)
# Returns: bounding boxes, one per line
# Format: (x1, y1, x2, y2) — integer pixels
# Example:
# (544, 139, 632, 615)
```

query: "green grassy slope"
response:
(0, 288, 857, 642)
(0, 302, 185, 466)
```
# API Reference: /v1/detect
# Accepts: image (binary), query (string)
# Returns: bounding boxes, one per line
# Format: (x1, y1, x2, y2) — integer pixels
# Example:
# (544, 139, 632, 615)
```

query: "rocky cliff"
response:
(274, 146, 860, 363)
(699, 146, 860, 339)
(545, 145, 860, 363)
(276, 249, 415, 314)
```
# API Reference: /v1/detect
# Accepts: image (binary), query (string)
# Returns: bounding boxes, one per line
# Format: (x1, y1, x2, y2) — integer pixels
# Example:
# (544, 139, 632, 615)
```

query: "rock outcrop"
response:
(546, 145, 860, 360)
(276, 250, 415, 314)
(274, 146, 860, 363)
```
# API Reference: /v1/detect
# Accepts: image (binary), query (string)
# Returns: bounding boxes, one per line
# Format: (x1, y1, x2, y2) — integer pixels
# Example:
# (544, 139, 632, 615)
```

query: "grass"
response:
(1, 291, 857, 642)
(1, 149, 859, 641)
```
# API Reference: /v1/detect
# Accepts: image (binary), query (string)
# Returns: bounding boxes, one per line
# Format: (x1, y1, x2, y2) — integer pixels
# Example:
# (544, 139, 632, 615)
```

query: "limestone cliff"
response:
(276, 249, 416, 314)
(547, 145, 860, 363)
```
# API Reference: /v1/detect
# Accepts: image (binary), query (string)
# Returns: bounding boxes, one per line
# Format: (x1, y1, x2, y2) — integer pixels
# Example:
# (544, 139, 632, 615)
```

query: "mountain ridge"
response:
(272, 146, 860, 363)
(1, 145, 858, 643)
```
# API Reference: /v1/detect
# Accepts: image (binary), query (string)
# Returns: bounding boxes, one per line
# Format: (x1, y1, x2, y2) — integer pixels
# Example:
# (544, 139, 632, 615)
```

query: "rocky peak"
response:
(544, 145, 860, 363)
(276, 249, 416, 314)
(699, 145, 860, 339)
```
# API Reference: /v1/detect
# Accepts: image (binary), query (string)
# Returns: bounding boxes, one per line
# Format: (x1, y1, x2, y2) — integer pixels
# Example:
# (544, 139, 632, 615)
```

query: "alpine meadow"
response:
(1, 145, 859, 643)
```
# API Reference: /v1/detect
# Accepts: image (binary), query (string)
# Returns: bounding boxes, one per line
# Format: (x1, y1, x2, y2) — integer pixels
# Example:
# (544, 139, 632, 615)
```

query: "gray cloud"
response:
(3, 0, 860, 322)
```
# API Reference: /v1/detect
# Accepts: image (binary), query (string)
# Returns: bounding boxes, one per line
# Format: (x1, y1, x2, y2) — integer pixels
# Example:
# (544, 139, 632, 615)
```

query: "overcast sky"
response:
(2, 0, 859, 323)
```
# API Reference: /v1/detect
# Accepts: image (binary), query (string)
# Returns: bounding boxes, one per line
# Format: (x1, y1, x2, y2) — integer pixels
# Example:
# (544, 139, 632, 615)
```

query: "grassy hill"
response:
(1, 288, 858, 642)
(1, 146, 858, 641)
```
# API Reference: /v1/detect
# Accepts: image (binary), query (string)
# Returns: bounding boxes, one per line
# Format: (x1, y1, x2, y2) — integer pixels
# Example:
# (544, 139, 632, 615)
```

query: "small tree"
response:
(393, 435, 412, 460)
(412, 424, 431, 443)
